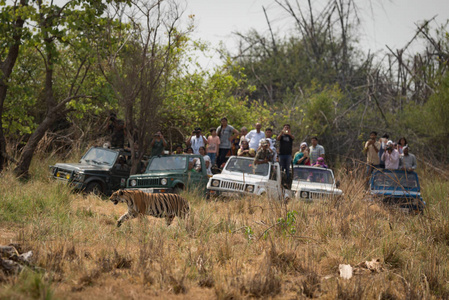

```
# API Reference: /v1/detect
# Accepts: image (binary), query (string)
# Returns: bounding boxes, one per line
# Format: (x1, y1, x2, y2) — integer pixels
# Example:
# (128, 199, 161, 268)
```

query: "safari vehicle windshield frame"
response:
(371, 170, 419, 191)
(224, 157, 270, 177)
(292, 167, 334, 184)
(145, 155, 197, 173)
(80, 147, 118, 166)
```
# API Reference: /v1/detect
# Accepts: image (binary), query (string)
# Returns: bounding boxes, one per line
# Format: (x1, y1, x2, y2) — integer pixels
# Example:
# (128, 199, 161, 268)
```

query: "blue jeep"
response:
(368, 169, 425, 213)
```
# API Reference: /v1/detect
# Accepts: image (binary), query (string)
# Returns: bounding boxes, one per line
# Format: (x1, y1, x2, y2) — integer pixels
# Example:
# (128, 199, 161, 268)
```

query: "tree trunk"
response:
(13, 114, 58, 178)
(0, 0, 26, 171)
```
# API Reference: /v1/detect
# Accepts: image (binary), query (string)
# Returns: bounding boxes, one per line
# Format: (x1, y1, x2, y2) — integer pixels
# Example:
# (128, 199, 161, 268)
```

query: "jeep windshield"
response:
(224, 157, 269, 176)
(80, 148, 117, 166)
(371, 171, 418, 190)
(293, 167, 333, 184)
(146, 156, 187, 172)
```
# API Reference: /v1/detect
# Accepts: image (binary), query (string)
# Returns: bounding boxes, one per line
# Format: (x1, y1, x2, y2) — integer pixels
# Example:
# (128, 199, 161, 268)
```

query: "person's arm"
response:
(161, 134, 167, 147)
(320, 147, 325, 158)
(150, 138, 155, 147)
(373, 141, 379, 153)
(202, 135, 207, 145)
(276, 131, 283, 141)
(229, 127, 239, 142)
(364, 141, 370, 152)
(186, 135, 192, 147)
(381, 152, 386, 162)
(411, 155, 417, 170)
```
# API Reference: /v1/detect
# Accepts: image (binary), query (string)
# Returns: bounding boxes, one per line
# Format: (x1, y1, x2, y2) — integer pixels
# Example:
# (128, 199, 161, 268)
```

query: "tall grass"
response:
(0, 156, 448, 298)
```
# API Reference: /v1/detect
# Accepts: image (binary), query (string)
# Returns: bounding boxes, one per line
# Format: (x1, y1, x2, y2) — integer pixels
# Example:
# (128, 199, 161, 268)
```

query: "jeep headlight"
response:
(212, 179, 220, 187)
(161, 178, 168, 185)
(245, 185, 254, 193)
(300, 191, 309, 198)
(130, 179, 137, 187)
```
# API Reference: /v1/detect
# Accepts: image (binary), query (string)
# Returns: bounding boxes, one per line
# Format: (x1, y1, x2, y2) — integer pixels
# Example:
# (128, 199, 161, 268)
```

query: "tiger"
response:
(109, 190, 190, 227)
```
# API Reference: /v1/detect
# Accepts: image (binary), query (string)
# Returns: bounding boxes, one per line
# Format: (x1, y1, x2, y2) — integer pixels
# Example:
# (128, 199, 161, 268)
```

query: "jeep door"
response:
(110, 155, 131, 191)
(186, 156, 208, 193)
(267, 164, 282, 199)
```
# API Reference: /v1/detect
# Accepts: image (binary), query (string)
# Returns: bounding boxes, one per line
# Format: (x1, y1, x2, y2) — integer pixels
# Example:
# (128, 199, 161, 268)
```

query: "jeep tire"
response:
(85, 182, 103, 196)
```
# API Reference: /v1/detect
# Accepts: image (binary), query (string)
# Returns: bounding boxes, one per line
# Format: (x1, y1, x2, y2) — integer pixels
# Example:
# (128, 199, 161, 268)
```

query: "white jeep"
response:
(291, 165, 343, 200)
(207, 156, 290, 200)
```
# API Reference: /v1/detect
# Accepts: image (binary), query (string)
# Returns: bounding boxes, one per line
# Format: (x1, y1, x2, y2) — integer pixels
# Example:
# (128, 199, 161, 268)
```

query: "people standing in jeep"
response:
(187, 127, 207, 155)
(105, 113, 125, 148)
(150, 131, 167, 157)
(276, 124, 294, 180)
(216, 117, 239, 168)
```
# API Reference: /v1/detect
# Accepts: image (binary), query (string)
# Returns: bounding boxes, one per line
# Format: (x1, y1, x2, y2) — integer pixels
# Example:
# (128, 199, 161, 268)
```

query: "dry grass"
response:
(0, 157, 449, 299)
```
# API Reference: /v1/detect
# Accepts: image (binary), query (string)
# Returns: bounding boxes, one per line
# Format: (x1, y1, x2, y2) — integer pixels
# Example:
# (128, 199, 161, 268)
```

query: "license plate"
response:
(138, 188, 154, 193)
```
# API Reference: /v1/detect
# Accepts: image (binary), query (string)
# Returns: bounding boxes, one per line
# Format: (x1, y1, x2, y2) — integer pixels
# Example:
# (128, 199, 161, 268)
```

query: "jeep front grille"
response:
(220, 180, 245, 191)
(137, 178, 159, 186)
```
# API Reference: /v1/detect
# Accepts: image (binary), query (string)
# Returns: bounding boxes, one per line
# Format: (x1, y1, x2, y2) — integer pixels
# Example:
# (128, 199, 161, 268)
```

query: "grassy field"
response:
(0, 156, 448, 299)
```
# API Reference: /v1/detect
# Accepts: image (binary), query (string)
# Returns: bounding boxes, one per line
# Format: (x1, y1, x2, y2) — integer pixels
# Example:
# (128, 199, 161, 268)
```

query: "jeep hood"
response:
(53, 163, 111, 172)
(370, 190, 421, 198)
(291, 180, 342, 194)
(211, 172, 267, 185)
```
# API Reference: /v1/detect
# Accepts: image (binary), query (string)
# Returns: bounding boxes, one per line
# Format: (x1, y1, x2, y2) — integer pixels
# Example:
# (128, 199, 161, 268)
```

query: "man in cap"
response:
(254, 139, 273, 165)
(399, 145, 417, 172)
(381, 140, 400, 170)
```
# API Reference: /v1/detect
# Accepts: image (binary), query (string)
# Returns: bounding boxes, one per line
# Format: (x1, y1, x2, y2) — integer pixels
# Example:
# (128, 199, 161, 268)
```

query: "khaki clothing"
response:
(254, 149, 273, 162)
(365, 140, 381, 165)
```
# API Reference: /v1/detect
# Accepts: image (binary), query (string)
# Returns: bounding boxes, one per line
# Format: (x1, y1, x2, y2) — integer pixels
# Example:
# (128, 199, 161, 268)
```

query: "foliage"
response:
(161, 64, 273, 141)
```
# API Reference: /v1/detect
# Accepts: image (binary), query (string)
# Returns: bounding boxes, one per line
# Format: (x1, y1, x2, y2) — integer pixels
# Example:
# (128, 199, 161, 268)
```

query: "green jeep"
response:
(126, 154, 210, 194)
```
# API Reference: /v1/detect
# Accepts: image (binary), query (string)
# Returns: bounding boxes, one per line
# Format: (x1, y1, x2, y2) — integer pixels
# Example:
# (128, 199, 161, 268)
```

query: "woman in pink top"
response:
(207, 128, 220, 165)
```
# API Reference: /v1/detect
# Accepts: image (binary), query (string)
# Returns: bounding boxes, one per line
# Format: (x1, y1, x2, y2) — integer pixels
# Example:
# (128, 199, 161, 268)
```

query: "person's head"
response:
(311, 136, 318, 146)
(194, 127, 201, 137)
(240, 126, 248, 136)
(265, 128, 272, 138)
(260, 139, 268, 149)
(317, 157, 324, 164)
(118, 155, 125, 164)
(220, 117, 228, 126)
(382, 133, 389, 139)
(154, 131, 162, 138)
(300, 142, 307, 151)
(255, 123, 262, 132)
(210, 128, 217, 136)
(175, 145, 183, 154)
(283, 124, 291, 132)
(403, 145, 409, 155)
(199, 146, 206, 155)
(370, 131, 378, 140)
(398, 137, 407, 146)
(185, 147, 193, 154)
(241, 139, 249, 149)
(386, 140, 394, 152)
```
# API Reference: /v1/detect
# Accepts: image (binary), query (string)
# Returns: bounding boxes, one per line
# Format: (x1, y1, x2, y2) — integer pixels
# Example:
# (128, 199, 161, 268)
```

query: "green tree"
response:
(160, 64, 273, 148)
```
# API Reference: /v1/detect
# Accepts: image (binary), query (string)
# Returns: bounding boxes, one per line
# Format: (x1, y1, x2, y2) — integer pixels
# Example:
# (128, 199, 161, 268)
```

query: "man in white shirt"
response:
(246, 123, 265, 151)
(309, 136, 325, 165)
(186, 127, 207, 155)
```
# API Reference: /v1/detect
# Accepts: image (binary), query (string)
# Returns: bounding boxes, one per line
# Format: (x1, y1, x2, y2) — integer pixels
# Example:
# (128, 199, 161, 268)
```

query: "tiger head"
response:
(110, 190, 127, 205)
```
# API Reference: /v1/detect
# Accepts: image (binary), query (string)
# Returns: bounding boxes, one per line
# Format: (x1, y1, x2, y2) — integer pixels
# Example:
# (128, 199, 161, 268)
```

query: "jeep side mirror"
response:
(336, 180, 341, 188)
